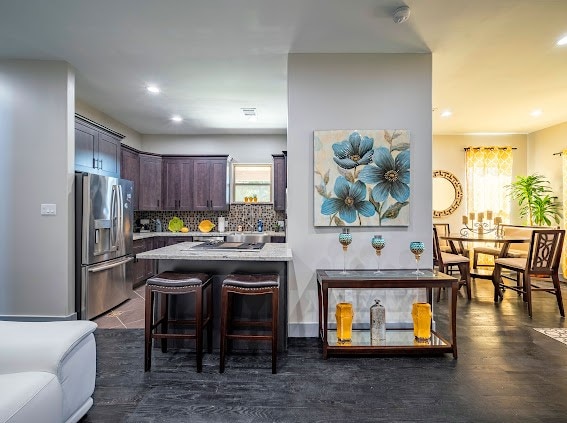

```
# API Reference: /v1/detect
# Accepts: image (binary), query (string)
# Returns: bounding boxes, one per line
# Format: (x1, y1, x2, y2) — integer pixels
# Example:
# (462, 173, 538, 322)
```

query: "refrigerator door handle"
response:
(110, 185, 118, 248)
(88, 256, 134, 273)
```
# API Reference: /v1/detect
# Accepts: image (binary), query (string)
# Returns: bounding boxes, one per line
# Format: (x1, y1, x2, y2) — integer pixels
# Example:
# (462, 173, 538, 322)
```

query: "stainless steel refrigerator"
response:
(75, 172, 134, 320)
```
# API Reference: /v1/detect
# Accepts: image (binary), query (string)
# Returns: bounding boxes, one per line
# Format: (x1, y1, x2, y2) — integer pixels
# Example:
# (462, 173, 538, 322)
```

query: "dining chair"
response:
(433, 223, 452, 253)
(492, 229, 565, 317)
(472, 224, 534, 268)
(433, 227, 472, 301)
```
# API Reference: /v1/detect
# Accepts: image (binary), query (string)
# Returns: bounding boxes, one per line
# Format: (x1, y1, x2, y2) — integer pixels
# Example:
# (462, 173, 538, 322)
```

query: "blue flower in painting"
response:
(358, 147, 410, 203)
(321, 176, 375, 223)
(332, 132, 374, 169)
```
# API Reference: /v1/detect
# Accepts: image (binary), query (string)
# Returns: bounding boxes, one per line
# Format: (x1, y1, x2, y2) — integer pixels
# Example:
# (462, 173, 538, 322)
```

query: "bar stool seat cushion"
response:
(223, 274, 279, 288)
(147, 272, 209, 287)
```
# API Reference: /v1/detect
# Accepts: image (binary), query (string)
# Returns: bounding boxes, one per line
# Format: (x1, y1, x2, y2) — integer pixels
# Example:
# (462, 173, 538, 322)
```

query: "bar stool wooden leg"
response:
(195, 286, 203, 372)
(271, 288, 278, 374)
(144, 286, 154, 372)
(206, 283, 213, 353)
(219, 286, 229, 373)
(160, 293, 168, 353)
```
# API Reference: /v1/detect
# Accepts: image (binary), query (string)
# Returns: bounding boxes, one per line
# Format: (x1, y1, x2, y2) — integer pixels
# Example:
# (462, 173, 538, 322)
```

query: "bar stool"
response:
(220, 273, 279, 374)
(144, 271, 212, 372)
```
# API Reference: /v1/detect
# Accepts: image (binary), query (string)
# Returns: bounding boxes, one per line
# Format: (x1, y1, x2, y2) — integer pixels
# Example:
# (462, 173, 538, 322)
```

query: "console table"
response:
(316, 269, 458, 359)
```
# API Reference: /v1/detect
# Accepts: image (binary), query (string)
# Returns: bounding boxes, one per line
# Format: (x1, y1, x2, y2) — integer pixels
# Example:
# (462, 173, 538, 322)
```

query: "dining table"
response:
(439, 232, 530, 301)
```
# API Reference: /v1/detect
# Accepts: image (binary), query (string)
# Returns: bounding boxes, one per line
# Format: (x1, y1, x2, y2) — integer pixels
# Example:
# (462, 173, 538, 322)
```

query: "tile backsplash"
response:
(135, 204, 286, 233)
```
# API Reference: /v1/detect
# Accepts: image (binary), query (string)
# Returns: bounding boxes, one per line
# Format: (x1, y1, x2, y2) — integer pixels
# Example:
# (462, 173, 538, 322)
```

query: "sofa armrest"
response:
(0, 321, 97, 378)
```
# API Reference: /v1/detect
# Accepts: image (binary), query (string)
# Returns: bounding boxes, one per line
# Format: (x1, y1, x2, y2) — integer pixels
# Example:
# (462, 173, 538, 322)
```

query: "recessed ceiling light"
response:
(530, 109, 542, 117)
(146, 85, 160, 94)
(171, 115, 183, 122)
(440, 110, 452, 117)
(557, 35, 567, 46)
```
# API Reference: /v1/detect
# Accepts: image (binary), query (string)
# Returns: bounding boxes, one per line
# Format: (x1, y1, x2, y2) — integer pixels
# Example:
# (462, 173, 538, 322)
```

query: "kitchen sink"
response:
(225, 232, 271, 243)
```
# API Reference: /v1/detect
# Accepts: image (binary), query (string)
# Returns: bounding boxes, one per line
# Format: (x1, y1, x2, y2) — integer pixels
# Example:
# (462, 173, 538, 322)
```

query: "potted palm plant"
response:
(506, 174, 562, 226)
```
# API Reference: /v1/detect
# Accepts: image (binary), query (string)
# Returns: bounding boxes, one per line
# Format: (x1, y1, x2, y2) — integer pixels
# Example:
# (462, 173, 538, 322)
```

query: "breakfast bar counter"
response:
(136, 241, 292, 261)
(137, 242, 292, 350)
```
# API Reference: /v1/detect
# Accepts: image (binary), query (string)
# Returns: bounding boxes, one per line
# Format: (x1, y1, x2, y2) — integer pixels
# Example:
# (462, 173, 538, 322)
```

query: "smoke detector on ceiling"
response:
(241, 107, 257, 122)
(393, 6, 410, 24)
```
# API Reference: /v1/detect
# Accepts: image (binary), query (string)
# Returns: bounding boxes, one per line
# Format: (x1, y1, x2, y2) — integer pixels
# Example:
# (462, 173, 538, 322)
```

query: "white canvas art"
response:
(314, 129, 410, 227)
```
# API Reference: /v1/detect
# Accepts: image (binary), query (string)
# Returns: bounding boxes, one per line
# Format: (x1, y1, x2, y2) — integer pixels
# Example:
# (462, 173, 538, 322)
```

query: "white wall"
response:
(433, 134, 528, 228)
(76, 99, 143, 150)
(0, 60, 75, 319)
(142, 134, 286, 163)
(287, 53, 432, 336)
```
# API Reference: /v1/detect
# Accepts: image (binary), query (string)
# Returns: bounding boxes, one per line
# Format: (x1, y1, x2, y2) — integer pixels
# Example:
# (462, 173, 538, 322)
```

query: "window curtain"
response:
(465, 147, 513, 266)
(562, 149, 567, 278)
(465, 147, 513, 222)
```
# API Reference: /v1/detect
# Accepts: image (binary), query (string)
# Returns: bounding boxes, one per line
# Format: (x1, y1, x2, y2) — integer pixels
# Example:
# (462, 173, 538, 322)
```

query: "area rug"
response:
(534, 328, 567, 345)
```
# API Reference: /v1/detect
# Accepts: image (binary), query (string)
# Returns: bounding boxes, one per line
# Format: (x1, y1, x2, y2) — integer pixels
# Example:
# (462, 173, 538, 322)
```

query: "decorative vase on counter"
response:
(336, 302, 354, 343)
(370, 298, 386, 345)
(411, 302, 432, 343)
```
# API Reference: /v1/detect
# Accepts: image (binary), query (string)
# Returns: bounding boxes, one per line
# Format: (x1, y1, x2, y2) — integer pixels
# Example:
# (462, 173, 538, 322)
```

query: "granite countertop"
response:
(133, 231, 286, 241)
(136, 241, 293, 262)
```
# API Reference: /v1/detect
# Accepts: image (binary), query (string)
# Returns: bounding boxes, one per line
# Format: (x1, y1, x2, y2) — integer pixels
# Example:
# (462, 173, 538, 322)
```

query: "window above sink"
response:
(232, 163, 273, 203)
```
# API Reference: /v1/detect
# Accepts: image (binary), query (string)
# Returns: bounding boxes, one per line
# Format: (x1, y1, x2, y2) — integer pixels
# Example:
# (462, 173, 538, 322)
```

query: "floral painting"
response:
(314, 129, 410, 227)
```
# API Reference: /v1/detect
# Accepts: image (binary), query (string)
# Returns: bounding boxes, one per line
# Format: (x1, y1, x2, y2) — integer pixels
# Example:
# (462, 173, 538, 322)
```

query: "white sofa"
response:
(0, 321, 97, 423)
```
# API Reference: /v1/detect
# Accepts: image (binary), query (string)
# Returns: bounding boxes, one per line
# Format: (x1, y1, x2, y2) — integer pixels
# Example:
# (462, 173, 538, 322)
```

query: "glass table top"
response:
(320, 269, 448, 279)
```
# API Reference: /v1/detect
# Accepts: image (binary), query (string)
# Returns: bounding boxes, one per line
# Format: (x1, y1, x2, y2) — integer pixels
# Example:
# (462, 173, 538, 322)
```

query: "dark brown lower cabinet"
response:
(133, 238, 156, 287)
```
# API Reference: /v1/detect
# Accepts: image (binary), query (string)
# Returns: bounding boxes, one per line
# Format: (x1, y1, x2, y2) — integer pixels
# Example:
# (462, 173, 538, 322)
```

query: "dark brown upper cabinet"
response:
(273, 153, 287, 211)
(192, 157, 228, 211)
(75, 115, 122, 177)
(162, 157, 194, 210)
(120, 146, 140, 210)
(138, 154, 162, 210)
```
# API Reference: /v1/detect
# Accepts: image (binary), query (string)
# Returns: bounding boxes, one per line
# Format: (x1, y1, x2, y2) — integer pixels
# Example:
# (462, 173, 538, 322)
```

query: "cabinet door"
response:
(133, 240, 147, 284)
(192, 158, 227, 211)
(97, 132, 121, 177)
(139, 155, 162, 210)
(273, 155, 286, 211)
(121, 147, 140, 210)
(143, 238, 155, 279)
(192, 159, 211, 211)
(162, 158, 183, 210)
(75, 122, 98, 173)
(209, 159, 228, 211)
(162, 158, 194, 210)
(166, 237, 192, 246)
(178, 159, 194, 210)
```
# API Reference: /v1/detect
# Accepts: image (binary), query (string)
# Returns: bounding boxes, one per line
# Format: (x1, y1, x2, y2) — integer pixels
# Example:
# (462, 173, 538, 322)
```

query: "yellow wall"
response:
(527, 121, 567, 203)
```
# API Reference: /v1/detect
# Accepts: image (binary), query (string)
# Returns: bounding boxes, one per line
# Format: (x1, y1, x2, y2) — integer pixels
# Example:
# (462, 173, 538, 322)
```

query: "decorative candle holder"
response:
(338, 228, 352, 274)
(409, 241, 425, 275)
(371, 235, 385, 274)
(461, 212, 502, 237)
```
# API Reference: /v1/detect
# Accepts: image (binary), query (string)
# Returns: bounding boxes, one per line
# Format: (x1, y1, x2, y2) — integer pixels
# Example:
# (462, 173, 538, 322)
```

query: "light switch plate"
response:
(41, 203, 56, 216)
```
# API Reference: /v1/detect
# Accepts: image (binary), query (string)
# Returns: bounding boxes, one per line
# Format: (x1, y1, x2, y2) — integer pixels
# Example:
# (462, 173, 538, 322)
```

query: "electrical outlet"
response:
(40, 203, 56, 216)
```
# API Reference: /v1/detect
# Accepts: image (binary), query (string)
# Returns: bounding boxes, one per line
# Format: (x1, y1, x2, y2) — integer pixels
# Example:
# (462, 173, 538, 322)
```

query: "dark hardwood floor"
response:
(83, 277, 567, 422)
